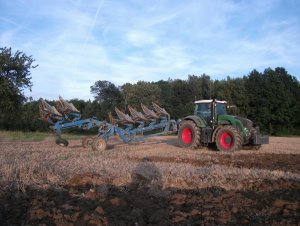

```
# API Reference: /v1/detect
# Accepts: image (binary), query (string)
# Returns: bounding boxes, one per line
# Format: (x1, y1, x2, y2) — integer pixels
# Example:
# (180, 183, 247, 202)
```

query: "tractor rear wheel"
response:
(92, 137, 107, 151)
(82, 137, 93, 148)
(215, 125, 242, 152)
(178, 120, 201, 148)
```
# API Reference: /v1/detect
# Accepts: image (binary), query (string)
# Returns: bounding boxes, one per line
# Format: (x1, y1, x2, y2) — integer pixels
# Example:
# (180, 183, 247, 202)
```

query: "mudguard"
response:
(182, 115, 206, 127)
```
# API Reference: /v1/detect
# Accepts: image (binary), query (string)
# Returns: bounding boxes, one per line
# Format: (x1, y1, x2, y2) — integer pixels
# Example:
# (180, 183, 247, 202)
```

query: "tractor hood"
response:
(234, 116, 253, 130)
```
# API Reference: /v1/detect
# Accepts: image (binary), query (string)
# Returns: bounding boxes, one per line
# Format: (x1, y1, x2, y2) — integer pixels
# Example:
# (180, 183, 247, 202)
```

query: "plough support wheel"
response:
(92, 137, 107, 151)
(82, 137, 93, 148)
(56, 137, 69, 147)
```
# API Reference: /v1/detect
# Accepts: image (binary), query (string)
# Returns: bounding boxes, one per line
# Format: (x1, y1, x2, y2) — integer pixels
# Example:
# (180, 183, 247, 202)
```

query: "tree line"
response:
(1, 47, 300, 135)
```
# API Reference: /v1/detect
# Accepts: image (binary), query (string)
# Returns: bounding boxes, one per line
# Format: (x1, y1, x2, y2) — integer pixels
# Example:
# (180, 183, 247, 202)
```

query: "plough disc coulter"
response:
(39, 97, 178, 151)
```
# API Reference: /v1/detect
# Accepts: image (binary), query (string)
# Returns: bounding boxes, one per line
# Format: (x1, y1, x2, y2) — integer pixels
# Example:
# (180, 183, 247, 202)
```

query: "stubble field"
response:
(0, 136, 300, 225)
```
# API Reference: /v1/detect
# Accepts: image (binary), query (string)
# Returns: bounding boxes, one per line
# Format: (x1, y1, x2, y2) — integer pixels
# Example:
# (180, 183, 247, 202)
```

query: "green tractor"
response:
(178, 99, 269, 151)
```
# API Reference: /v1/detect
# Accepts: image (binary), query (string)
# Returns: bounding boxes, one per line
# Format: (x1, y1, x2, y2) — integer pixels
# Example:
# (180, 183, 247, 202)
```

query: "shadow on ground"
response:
(1, 158, 300, 225)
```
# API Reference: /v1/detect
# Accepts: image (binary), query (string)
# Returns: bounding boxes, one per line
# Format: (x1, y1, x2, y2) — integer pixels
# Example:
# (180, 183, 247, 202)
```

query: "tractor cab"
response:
(194, 100, 227, 125)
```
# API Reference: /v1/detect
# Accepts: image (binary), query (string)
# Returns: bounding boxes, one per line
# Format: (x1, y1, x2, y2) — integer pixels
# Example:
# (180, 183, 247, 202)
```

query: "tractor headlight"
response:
(244, 127, 251, 139)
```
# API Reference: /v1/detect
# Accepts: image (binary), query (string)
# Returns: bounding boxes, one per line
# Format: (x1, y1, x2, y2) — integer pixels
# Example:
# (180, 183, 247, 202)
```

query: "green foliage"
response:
(155, 80, 173, 113)
(1, 49, 300, 136)
(188, 74, 213, 100)
(90, 80, 123, 119)
(0, 130, 84, 141)
(0, 130, 51, 141)
(245, 67, 300, 135)
(121, 81, 161, 108)
(169, 79, 193, 118)
(0, 47, 37, 130)
(214, 77, 249, 116)
(21, 100, 48, 131)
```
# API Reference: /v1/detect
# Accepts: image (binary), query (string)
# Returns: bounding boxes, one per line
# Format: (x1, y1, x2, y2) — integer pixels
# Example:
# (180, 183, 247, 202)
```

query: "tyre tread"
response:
(215, 125, 242, 152)
(178, 120, 201, 149)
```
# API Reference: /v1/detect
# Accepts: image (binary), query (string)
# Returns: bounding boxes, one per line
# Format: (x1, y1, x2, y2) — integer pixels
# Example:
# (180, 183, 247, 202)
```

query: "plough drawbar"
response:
(39, 97, 178, 151)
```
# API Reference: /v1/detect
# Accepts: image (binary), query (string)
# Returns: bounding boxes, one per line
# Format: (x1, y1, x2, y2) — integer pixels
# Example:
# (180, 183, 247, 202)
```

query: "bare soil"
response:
(0, 136, 300, 225)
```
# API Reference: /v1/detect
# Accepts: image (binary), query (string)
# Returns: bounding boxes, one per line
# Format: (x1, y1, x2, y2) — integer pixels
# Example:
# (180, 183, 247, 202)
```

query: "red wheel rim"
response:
(182, 128, 193, 144)
(219, 131, 233, 149)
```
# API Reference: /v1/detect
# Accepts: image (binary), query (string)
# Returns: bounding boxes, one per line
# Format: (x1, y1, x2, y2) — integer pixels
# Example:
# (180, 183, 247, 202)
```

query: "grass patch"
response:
(0, 130, 84, 142)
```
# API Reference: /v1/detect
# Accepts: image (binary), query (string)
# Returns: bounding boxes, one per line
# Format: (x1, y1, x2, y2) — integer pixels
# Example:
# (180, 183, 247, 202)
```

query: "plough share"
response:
(39, 97, 178, 151)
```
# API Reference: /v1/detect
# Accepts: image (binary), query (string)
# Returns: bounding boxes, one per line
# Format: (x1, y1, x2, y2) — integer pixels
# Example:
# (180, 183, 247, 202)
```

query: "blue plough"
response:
(39, 96, 178, 151)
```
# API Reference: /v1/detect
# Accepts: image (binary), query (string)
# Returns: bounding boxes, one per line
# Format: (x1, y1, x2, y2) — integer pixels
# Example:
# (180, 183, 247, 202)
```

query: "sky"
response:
(1, 0, 300, 100)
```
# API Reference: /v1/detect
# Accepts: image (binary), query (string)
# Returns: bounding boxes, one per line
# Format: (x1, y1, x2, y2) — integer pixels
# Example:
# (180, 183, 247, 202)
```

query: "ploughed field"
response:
(0, 136, 300, 225)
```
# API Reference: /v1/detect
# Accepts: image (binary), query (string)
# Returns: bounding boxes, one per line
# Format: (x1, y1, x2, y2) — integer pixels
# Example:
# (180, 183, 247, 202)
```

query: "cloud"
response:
(126, 31, 157, 46)
(2, 0, 300, 100)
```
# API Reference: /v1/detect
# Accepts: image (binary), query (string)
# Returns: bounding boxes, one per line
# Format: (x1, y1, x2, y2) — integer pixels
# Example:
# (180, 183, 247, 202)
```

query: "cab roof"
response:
(194, 99, 227, 104)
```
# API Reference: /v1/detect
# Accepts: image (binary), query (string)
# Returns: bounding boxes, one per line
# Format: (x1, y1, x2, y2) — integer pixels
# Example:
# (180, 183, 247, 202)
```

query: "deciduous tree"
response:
(0, 47, 37, 129)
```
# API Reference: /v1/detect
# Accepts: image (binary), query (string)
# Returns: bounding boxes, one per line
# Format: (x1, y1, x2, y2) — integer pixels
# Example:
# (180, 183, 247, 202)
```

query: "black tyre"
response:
(178, 120, 201, 148)
(215, 125, 242, 151)
(55, 137, 69, 147)
(92, 137, 107, 151)
(82, 137, 93, 148)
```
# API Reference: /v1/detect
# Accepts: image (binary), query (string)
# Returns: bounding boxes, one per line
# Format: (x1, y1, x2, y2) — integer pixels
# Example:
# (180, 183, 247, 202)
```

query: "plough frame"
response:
(39, 96, 177, 151)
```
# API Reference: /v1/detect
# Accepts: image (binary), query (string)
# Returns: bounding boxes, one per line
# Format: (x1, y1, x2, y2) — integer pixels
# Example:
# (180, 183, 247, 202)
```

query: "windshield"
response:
(216, 103, 227, 115)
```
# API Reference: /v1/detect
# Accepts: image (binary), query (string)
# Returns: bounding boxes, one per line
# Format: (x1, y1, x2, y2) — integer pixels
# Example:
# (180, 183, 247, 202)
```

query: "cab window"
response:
(216, 103, 226, 116)
(196, 103, 212, 122)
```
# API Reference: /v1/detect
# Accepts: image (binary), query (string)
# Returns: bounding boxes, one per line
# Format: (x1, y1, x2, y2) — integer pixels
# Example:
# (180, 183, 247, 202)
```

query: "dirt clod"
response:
(0, 136, 300, 225)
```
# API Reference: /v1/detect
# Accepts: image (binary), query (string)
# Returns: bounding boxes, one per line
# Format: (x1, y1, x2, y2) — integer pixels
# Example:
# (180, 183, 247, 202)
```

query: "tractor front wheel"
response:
(215, 126, 242, 152)
(178, 120, 201, 148)
(92, 137, 107, 151)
